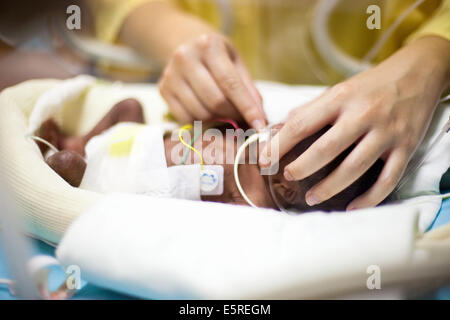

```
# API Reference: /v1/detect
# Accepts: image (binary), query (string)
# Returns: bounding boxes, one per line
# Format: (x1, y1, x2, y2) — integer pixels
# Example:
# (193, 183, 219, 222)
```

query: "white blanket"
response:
(56, 82, 450, 299)
(56, 192, 450, 299)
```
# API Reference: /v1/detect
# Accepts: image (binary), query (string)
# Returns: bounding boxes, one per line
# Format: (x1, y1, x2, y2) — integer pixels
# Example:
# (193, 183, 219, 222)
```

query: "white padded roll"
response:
(0, 80, 100, 243)
(0, 78, 169, 243)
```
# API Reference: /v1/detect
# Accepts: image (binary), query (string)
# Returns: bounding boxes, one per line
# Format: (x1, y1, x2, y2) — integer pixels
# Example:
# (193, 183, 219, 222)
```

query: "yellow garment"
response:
(87, 0, 154, 44)
(89, 0, 450, 85)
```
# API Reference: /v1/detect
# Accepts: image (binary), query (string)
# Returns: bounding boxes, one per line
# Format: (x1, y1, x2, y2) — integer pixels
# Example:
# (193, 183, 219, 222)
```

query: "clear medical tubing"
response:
(312, 0, 425, 76)
(26, 135, 59, 153)
(394, 95, 450, 193)
(233, 126, 293, 213)
(234, 126, 282, 209)
(395, 116, 450, 193)
(233, 133, 261, 208)
(362, 0, 425, 63)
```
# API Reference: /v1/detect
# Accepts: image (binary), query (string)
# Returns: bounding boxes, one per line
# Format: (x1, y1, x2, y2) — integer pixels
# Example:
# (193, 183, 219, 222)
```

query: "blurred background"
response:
(1, 0, 403, 90)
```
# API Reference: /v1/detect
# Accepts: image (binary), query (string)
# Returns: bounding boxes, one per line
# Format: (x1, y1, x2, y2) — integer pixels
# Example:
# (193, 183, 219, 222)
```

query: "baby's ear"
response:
(271, 178, 300, 205)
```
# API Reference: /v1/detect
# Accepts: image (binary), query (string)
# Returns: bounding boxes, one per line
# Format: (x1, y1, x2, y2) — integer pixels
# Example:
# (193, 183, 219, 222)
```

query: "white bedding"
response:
(56, 193, 423, 299)
(55, 81, 450, 299)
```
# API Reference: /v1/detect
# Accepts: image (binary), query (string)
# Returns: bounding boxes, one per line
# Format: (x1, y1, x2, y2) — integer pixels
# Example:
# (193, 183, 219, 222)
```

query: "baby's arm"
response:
(81, 98, 144, 145)
(62, 98, 145, 156)
(40, 98, 145, 187)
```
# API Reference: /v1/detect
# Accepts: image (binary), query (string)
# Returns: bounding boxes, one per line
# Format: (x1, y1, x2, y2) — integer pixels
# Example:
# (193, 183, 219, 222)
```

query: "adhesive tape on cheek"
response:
(200, 165, 224, 196)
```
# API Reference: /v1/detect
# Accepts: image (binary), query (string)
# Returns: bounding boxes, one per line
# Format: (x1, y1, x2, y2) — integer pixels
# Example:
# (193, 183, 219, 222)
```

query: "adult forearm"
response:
(118, 1, 216, 66)
(402, 35, 450, 92)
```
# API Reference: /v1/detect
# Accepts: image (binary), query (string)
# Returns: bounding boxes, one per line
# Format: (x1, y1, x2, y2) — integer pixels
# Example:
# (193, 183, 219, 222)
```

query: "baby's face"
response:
(163, 130, 276, 209)
(164, 124, 383, 211)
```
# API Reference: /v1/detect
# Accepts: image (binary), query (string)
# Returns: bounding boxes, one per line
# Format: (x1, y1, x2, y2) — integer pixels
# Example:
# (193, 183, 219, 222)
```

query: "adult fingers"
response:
(259, 94, 338, 168)
(162, 93, 193, 124)
(203, 38, 265, 130)
(346, 148, 409, 210)
(171, 76, 213, 120)
(234, 55, 266, 126)
(181, 59, 240, 119)
(284, 117, 368, 181)
(304, 131, 388, 206)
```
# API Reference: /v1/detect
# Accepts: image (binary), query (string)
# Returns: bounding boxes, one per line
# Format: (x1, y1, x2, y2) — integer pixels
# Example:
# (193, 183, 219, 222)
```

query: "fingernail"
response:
(284, 170, 294, 181)
(346, 205, 357, 211)
(259, 153, 270, 167)
(252, 119, 265, 132)
(305, 192, 320, 206)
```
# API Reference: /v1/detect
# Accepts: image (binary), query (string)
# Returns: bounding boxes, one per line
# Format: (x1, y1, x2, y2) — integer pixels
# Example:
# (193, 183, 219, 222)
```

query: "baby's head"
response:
(266, 125, 384, 212)
(169, 124, 383, 212)
(41, 112, 382, 211)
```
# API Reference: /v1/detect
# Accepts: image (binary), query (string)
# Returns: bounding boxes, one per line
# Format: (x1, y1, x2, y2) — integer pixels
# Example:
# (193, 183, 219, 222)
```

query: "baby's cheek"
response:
(198, 137, 226, 165)
(240, 164, 276, 209)
(201, 166, 243, 205)
(202, 149, 222, 165)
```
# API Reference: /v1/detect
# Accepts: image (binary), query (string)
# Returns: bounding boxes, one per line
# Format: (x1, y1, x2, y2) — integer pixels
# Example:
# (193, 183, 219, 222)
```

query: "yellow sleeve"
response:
(406, 0, 450, 43)
(87, 0, 171, 43)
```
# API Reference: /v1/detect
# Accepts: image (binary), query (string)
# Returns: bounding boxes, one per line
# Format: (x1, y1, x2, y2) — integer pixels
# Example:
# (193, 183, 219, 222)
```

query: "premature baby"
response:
(37, 99, 383, 212)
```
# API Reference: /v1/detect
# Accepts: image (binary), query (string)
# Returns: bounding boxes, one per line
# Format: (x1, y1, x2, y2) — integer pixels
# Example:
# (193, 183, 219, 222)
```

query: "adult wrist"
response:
(413, 36, 450, 90)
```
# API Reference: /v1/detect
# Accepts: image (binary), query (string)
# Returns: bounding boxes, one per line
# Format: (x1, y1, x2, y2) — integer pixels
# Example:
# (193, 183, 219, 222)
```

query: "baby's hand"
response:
(46, 150, 86, 187)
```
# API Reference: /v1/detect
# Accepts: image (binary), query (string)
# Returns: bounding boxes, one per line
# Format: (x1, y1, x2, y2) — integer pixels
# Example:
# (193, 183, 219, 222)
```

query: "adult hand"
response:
(159, 33, 266, 130)
(260, 36, 450, 210)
